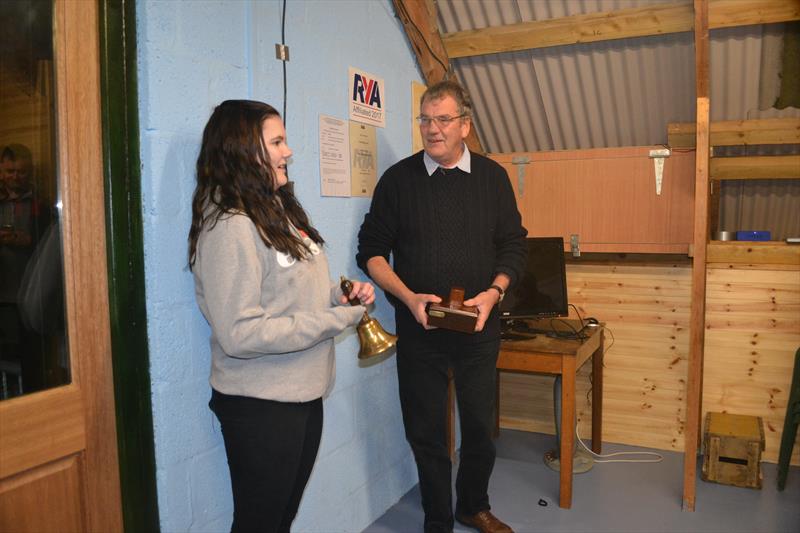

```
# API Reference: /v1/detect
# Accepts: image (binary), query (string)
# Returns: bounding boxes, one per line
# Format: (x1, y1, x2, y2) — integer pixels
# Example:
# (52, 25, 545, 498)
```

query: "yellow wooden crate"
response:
(702, 412, 765, 489)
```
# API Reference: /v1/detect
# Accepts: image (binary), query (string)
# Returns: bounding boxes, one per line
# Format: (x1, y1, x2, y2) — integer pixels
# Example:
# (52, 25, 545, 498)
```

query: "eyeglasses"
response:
(416, 114, 467, 128)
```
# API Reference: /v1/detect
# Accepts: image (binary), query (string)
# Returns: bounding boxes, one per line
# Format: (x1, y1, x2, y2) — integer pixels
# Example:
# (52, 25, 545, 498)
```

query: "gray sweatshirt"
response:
(193, 213, 365, 402)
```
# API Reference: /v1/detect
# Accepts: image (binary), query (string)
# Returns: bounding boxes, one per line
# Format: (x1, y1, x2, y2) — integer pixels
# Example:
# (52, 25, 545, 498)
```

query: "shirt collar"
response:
(423, 144, 471, 176)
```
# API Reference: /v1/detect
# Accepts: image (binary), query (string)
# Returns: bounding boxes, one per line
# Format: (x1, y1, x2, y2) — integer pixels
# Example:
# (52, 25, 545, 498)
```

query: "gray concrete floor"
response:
(365, 429, 800, 533)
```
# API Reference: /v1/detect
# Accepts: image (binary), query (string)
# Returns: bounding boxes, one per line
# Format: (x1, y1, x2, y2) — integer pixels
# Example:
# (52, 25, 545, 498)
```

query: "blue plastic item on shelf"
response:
(736, 231, 771, 241)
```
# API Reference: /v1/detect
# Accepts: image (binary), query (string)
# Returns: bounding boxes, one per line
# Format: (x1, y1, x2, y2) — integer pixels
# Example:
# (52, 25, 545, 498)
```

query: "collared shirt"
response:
(423, 143, 471, 176)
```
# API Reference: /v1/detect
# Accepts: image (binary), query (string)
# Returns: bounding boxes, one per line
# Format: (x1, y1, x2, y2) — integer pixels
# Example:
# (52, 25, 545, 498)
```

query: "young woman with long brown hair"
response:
(189, 99, 374, 532)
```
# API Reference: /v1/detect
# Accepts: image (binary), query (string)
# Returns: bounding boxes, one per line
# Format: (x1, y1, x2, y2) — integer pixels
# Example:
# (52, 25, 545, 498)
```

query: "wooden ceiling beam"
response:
(668, 118, 800, 147)
(392, 0, 483, 154)
(443, 0, 800, 59)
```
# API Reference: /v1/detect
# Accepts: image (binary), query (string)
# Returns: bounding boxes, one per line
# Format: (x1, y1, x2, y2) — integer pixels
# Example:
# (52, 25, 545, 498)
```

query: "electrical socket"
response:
(649, 148, 671, 158)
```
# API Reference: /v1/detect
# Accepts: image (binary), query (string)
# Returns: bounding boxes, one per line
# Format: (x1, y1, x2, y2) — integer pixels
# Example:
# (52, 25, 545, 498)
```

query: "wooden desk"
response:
(497, 320, 604, 509)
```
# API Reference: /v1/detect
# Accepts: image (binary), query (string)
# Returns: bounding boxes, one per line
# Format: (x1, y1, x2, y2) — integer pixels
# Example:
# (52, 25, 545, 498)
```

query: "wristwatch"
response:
(488, 284, 505, 302)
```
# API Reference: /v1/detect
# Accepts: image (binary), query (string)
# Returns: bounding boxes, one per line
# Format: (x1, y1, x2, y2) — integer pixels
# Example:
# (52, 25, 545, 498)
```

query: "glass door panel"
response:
(0, 0, 68, 399)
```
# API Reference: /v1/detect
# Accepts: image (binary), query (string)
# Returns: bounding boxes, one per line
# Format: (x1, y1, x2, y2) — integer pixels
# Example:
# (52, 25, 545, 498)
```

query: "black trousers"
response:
(397, 336, 500, 533)
(209, 390, 323, 533)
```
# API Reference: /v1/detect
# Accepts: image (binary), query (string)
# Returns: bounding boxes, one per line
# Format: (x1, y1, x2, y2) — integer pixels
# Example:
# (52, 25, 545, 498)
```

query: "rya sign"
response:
(349, 67, 385, 128)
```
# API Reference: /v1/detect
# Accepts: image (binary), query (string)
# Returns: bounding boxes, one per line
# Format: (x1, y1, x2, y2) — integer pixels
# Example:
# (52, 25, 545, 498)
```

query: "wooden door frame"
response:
(0, 1, 124, 530)
(98, 0, 159, 531)
(0, 2, 154, 530)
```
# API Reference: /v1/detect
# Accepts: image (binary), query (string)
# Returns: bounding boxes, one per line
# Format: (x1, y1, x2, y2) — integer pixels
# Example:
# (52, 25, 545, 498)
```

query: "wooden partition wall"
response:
(499, 260, 799, 465)
(490, 149, 800, 466)
(492, 147, 695, 254)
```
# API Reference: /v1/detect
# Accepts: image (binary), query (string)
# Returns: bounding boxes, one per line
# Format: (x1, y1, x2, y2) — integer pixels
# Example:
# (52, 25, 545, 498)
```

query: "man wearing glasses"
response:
(357, 81, 526, 533)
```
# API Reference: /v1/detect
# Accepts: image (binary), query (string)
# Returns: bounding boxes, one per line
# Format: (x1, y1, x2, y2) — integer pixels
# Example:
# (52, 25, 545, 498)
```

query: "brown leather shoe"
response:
(455, 510, 514, 533)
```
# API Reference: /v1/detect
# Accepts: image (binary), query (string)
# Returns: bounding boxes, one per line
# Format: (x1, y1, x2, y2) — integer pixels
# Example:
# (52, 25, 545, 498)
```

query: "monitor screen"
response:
(499, 237, 568, 320)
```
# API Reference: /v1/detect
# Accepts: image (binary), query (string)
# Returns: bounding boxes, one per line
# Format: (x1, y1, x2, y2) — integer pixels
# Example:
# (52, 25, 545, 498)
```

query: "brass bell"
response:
(340, 277, 398, 359)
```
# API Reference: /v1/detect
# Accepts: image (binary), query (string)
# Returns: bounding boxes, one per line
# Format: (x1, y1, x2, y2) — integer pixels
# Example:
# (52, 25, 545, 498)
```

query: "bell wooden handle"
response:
(340, 276, 361, 307)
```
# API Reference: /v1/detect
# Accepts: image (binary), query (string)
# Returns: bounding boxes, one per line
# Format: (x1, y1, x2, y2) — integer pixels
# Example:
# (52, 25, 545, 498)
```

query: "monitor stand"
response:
(543, 375, 594, 473)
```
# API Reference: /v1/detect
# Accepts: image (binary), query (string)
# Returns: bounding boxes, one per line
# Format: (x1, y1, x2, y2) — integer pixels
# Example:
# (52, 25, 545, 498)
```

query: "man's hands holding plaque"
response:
(414, 287, 498, 333)
(403, 292, 442, 330)
(425, 287, 478, 333)
(463, 288, 501, 332)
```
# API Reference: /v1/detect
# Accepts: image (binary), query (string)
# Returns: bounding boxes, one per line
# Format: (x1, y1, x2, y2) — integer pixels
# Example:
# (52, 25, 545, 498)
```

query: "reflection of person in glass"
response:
(0, 144, 37, 247)
(1, 144, 39, 314)
(0, 143, 49, 394)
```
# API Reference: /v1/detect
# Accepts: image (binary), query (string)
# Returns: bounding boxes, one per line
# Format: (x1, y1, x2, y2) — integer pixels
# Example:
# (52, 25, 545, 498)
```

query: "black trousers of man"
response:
(397, 335, 500, 533)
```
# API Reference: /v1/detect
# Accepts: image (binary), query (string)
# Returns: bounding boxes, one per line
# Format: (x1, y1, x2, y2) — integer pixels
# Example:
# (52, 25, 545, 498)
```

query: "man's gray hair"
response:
(420, 80, 473, 118)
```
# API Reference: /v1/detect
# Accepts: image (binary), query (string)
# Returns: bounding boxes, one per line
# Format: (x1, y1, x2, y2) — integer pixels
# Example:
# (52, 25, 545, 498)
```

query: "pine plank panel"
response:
(703, 333, 800, 350)
(570, 293, 692, 308)
(703, 265, 800, 464)
(706, 302, 800, 312)
(601, 363, 688, 377)
(707, 266, 800, 284)
(500, 263, 692, 453)
(500, 261, 798, 466)
(705, 317, 799, 332)
(499, 367, 594, 438)
(573, 311, 688, 326)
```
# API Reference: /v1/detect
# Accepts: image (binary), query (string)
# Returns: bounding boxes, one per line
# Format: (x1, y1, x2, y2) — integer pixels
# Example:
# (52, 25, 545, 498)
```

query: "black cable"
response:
(604, 325, 615, 355)
(569, 303, 586, 330)
(548, 318, 586, 340)
(281, 0, 287, 121)
(547, 303, 607, 340)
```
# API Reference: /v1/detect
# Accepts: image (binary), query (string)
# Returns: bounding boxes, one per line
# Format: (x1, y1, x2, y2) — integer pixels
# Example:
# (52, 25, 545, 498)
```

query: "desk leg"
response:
(591, 329, 604, 454)
(560, 357, 576, 509)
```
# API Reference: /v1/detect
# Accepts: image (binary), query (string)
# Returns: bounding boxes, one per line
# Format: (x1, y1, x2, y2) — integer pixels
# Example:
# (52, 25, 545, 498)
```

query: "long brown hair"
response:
(188, 100, 324, 268)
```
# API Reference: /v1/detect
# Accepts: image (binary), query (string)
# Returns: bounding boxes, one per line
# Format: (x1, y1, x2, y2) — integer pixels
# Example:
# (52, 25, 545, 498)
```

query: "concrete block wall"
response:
(136, 1, 421, 531)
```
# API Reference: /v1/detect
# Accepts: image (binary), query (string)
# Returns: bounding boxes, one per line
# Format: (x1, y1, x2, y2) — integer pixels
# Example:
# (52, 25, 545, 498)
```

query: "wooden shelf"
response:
(668, 117, 800, 148)
(706, 241, 800, 267)
(710, 155, 800, 180)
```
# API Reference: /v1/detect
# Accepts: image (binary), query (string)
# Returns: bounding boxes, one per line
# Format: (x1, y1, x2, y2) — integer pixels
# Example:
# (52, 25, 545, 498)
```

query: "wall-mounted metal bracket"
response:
(648, 148, 671, 195)
(275, 44, 290, 61)
(570, 234, 580, 257)
(511, 156, 531, 197)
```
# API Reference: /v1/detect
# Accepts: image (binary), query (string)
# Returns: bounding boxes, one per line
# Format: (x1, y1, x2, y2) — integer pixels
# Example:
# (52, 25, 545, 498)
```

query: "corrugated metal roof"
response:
(434, 0, 799, 239)
(436, 0, 800, 153)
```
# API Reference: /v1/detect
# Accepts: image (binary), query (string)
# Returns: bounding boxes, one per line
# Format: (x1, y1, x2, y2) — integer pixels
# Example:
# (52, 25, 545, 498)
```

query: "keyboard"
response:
(500, 332, 537, 342)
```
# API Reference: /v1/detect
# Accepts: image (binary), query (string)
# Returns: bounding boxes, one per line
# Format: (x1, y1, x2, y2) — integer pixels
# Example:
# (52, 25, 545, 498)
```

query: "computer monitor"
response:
(499, 237, 568, 321)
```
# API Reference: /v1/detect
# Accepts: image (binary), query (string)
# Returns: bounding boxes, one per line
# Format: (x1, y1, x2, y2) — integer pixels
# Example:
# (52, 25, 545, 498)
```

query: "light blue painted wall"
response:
(136, 1, 421, 530)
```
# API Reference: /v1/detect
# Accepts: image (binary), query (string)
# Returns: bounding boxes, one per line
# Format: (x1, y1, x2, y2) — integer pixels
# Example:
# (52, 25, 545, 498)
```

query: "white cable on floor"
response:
(575, 425, 664, 463)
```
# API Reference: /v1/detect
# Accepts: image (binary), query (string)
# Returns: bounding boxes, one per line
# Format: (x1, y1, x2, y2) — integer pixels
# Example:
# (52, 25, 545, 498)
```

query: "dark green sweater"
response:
(357, 151, 527, 344)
